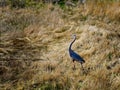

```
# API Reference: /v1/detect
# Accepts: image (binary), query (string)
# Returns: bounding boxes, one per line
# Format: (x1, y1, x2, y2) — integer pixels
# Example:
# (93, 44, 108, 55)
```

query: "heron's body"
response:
(69, 34, 85, 69)
(69, 49, 85, 63)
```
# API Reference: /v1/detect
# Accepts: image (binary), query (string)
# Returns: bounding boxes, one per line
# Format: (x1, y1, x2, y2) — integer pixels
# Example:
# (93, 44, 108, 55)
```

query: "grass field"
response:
(0, 1, 120, 90)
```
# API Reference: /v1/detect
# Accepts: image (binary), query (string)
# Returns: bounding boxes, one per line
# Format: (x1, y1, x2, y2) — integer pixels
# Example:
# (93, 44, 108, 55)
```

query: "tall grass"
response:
(86, 0, 120, 22)
(0, 1, 120, 90)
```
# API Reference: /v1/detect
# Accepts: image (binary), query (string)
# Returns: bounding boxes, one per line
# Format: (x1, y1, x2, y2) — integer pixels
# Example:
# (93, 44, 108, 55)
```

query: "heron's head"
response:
(72, 34, 76, 39)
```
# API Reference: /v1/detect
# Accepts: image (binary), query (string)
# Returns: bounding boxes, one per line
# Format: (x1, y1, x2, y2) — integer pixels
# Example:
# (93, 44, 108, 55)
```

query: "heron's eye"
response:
(72, 34, 76, 37)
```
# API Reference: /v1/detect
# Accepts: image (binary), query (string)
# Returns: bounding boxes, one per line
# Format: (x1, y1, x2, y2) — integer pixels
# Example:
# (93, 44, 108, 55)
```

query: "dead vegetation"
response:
(0, 1, 120, 90)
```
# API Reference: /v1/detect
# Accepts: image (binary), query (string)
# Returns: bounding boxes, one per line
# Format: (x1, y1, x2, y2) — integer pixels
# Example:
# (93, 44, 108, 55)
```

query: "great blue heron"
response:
(69, 34, 85, 70)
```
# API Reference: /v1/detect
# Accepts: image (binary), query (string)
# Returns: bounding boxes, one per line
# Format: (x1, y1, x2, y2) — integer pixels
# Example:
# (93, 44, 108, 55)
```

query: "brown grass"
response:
(0, 1, 120, 90)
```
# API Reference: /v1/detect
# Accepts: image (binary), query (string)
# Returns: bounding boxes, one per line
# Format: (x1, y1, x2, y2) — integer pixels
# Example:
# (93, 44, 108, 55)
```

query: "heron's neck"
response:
(69, 37, 76, 51)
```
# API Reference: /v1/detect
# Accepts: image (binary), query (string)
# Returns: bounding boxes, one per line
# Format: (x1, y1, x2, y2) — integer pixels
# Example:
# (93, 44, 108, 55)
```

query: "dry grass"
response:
(86, 1, 120, 21)
(0, 1, 120, 90)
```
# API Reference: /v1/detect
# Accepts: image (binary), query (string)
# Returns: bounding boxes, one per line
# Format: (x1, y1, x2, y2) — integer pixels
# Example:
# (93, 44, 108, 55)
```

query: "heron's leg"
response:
(73, 60, 76, 70)
(80, 63, 87, 74)
(81, 63, 84, 70)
